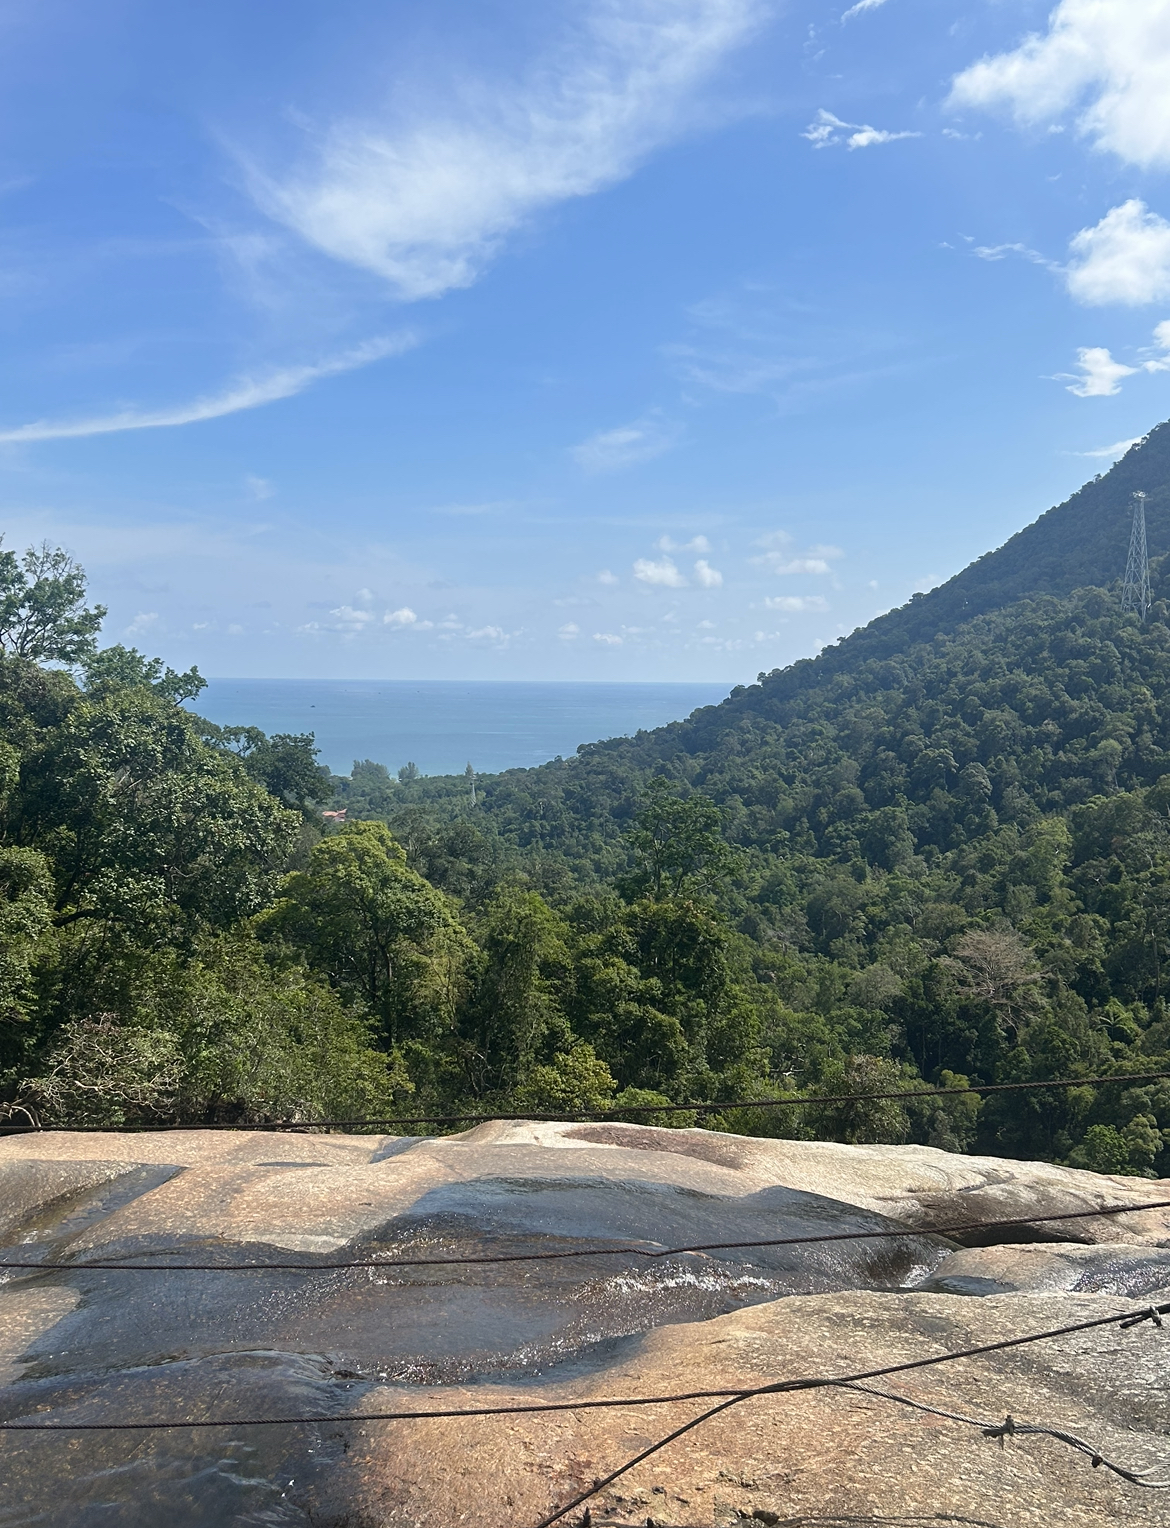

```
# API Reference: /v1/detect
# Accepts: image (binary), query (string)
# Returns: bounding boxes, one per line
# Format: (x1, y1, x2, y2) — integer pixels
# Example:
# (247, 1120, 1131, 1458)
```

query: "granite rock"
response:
(1, 1122, 1168, 1527)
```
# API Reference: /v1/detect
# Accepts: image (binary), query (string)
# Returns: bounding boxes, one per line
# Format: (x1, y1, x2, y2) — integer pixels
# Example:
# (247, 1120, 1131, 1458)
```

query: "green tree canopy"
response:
(622, 777, 742, 900)
(0, 541, 106, 663)
(259, 819, 471, 1046)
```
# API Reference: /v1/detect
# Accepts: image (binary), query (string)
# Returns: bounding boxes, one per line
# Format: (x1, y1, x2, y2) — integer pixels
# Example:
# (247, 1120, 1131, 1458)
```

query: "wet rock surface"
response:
(1, 1123, 1168, 1526)
(918, 1239, 1170, 1297)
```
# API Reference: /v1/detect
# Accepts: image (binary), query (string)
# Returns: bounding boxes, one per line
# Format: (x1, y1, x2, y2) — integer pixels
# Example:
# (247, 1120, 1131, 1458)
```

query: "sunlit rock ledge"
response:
(2, 1123, 1170, 1527)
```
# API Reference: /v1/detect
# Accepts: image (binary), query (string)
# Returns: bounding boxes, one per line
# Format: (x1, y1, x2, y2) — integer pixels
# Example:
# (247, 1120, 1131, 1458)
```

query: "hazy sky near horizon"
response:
(3, 0, 1170, 681)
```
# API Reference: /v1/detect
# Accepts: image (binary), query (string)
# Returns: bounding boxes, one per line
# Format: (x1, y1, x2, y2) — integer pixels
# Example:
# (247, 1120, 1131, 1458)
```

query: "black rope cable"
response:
(839, 1381, 1170, 1489)
(528, 1299, 1170, 1528)
(1, 1298, 1166, 1436)
(3, 1068, 1169, 1135)
(3, 1197, 1168, 1273)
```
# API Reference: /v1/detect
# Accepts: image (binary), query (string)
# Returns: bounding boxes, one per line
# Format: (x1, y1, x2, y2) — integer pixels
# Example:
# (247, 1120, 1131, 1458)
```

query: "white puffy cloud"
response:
(330, 604, 378, 629)
(1058, 346, 1138, 396)
(571, 413, 680, 472)
(597, 569, 619, 585)
(593, 631, 623, 645)
(248, 0, 767, 300)
(124, 611, 159, 635)
(1055, 318, 1170, 400)
(802, 108, 919, 150)
(949, 0, 1170, 168)
(558, 622, 580, 639)
(384, 606, 418, 626)
(633, 555, 688, 587)
(753, 532, 842, 576)
(1148, 317, 1170, 362)
(1065, 201, 1170, 306)
(693, 558, 723, 586)
(764, 594, 829, 612)
(0, 335, 415, 443)
(760, 553, 831, 574)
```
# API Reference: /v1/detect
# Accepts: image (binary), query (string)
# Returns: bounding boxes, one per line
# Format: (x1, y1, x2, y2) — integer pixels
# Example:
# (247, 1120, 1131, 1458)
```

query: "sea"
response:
(188, 678, 732, 778)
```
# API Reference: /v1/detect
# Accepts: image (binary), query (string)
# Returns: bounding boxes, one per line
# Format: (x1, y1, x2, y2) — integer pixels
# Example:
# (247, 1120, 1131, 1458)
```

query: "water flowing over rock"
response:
(2, 1122, 1169, 1526)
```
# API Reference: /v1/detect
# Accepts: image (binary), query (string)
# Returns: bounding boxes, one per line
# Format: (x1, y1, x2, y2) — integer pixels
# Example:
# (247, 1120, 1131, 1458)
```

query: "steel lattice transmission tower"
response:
(1122, 491, 1152, 620)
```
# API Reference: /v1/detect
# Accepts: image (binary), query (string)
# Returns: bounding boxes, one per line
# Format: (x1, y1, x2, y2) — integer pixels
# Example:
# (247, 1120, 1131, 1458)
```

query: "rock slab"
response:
(2, 1122, 1169, 1526)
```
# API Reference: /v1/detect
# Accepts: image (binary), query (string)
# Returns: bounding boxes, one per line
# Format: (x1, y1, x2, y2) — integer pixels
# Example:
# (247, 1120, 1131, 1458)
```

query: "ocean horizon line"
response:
(187, 676, 734, 776)
(197, 676, 738, 687)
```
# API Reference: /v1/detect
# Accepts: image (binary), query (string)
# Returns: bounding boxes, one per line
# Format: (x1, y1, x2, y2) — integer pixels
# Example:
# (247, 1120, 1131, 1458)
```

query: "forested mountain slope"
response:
(462, 424, 1170, 872)
(11, 427, 1170, 1181)
(334, 425, 1170, 1174)
(773, 422, 1170, 674)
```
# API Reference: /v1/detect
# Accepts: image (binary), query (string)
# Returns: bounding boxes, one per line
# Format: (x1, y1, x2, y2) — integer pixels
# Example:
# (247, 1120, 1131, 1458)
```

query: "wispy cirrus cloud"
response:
(571, 412, 681, 472)
(973, 241, 1058, 271)
(246, 0, 768, 301)
(802, 108, 919, 150)
(1075, 436, 1144, 459)
(665, 287, 908, 407)
(841, 0, 887, 20)
(0, 334, 415, 443)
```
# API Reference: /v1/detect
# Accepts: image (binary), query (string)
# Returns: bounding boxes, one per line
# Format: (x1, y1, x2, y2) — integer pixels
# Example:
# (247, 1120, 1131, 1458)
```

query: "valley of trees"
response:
(9, 429, 1170, 1176)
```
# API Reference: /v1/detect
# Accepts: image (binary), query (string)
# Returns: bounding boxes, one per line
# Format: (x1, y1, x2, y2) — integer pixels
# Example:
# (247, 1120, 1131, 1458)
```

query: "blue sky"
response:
(3, 0, 1170, 681)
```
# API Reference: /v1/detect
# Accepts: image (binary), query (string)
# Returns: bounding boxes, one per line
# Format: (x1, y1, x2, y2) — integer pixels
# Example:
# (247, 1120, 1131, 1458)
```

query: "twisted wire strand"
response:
(839, 1381, 1170, 1489)
(2, 1198, 1168, 1274)
(528, 1299, 1170, 1528)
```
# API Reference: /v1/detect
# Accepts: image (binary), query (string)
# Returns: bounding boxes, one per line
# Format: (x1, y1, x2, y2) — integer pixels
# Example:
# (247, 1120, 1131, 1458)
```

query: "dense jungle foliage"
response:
(10, 431, 1170, 1174)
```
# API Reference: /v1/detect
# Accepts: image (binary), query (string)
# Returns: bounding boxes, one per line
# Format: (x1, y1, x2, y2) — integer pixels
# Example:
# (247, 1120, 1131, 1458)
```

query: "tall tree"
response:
(0, 542, 106, 663)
